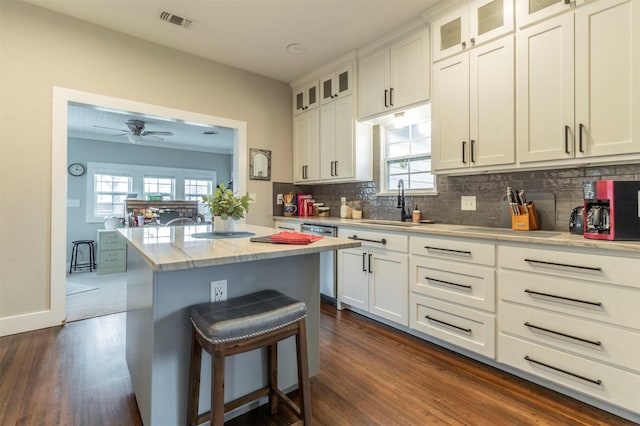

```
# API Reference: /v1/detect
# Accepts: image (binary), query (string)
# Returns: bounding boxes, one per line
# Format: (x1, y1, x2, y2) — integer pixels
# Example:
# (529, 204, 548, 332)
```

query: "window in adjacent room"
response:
(381, 104, 435, 194)
(184, 178, 212, 201)
(94, 172, 132, 218)
(143, 175, 175, 200)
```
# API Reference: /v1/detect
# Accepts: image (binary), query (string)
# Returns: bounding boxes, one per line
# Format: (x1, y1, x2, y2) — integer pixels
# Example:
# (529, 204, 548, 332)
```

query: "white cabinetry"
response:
(497, 244, 640, 414)
(337, 227, 408, 326)
(293, 108, 320, 182)
(432, 0, 514, 62)
(432, 35, 515, 172)
(319, 95, 372, 182)
(292, 80, 320, 115)
(320, 63, 353, 105)
(409, 235, 496, 358)
(273, 219, 301, 232)
(516, 0, 640, 164)
(516, 0, 575, 28)
(97, 230, 126, 275)
(358, 28, 430, 120)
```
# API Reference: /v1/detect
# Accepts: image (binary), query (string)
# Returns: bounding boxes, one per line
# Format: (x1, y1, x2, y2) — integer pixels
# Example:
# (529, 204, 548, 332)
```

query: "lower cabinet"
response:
(97, 230, 126, 274)
(338, 228, 408, 326)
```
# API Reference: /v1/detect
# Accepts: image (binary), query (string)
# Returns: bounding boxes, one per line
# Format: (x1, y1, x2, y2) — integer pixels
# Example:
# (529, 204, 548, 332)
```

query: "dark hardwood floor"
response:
(0, 303, 633, 425)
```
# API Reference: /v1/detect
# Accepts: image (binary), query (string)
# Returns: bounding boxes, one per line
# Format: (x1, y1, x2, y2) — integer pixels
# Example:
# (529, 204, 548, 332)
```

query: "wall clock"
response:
(68, 163, 86, 177)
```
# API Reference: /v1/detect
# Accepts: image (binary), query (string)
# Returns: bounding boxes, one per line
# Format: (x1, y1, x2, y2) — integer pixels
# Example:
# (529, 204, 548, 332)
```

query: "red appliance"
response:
(583, 180, 640, 240)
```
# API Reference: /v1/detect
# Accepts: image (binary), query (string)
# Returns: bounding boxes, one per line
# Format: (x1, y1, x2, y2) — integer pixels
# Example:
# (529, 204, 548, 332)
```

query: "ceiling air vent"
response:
(159, 11, 192, 29)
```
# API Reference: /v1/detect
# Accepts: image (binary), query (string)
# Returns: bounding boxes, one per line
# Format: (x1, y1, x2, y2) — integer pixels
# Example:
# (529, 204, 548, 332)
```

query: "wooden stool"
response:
(187, 290, 312, 425)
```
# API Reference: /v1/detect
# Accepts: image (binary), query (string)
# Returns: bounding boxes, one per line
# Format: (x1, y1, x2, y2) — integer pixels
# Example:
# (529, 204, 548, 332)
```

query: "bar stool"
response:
(187, 289, 312, 426)
(69, 240, 96, 274)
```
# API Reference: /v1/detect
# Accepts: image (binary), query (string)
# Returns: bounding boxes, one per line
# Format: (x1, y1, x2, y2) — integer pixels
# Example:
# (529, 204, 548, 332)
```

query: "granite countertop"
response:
(274, 216, 640, 254)
(117, 223, 360, 272)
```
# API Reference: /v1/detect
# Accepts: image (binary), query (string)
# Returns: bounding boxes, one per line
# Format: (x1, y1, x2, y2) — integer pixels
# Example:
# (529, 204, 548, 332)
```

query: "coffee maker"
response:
(583, 180, 640, 240)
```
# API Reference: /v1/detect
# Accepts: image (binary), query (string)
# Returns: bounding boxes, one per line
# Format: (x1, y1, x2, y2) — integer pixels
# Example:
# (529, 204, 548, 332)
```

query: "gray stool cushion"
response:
(190, 289, 307, 344)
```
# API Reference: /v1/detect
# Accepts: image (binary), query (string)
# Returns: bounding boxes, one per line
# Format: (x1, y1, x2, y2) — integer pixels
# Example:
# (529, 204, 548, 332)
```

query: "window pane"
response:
(388, 159, 409, 175)
(388, 141, 411, 158)
(185, 178, 212, 201)
(410, 173, 435, 189)
(412, 122, 431, 138)
(411, 158, 431, 173)
(94, 173, 131, 217)
(388, 175, 408, 189)
(412, 137, 431, 155)
(387, 127, 410, 143)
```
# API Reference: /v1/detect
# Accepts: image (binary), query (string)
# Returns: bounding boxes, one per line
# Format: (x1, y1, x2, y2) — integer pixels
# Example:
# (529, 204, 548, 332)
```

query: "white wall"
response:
(0, 1, 293, 333)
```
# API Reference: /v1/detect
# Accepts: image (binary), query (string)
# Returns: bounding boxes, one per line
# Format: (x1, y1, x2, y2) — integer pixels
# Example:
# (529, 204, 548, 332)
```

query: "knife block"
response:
(511, 203, 540, 231)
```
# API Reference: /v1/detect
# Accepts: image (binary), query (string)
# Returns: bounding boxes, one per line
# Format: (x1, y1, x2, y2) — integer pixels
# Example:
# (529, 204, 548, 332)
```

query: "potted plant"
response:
(201, 184, 253, 232)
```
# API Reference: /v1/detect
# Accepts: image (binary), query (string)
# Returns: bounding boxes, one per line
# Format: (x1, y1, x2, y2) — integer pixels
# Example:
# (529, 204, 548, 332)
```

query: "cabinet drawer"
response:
(500, 302, 640, 373)
(410, 235, 495, 266)
(498, 334, 640, 414)
(499, 269, 640, 330)
(498, 245, 640, 288)
(99, 231, 126, 250)
(338, 228, 408, 253)
(410, 293, 495, 358)
(98, 249, 126, 268)
(410, 257, 495, 312)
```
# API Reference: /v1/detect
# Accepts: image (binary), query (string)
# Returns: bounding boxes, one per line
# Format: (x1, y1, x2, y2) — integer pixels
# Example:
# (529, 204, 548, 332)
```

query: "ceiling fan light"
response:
(128, 134, 143, 143)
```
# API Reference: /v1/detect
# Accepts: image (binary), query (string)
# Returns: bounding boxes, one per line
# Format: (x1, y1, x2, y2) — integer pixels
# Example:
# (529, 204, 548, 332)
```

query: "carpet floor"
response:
(65, 271, 127, 322)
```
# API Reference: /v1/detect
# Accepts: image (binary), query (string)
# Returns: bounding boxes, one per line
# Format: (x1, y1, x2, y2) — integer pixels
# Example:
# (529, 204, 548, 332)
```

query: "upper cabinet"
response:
(358, 27, 430, 120)
(320, 63, 353, 105)
(432, 0, 514, 62)
(516, 0, 640, 163)
(516, 0, 586, 28)
(292, 80, 320, 115)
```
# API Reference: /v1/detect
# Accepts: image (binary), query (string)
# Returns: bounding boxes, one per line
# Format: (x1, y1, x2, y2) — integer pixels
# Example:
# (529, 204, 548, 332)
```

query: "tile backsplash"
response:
(273, 164, 640, 232)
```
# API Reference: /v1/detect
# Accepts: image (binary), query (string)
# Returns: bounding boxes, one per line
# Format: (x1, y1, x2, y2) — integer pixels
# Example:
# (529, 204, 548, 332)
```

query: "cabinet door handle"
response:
(334, 160, 338, 176)
(384, 89, 389, 107)
(425, 316, 472, 334)
(579, 123, 585, 153)
(461, 41, 467, 49)
(330, 161, 334, 176)
(470, 37, 475, 47)
(368, 253, 373, 273)
(424, 246, 472, 256)
(362, 252, 367, 272)
(524, 356, 602, 386)
(524, 289, 603, 307)
(470, 140, 476, 163)
(523, 258, 602, 273)
(462, 141, 467, 164)
(425, 276, 472, 290)
(564, 125, 571, 154)
(349, 235, 387, 245)
(524, 322, 602, 347)
(389, 87, 394, 107)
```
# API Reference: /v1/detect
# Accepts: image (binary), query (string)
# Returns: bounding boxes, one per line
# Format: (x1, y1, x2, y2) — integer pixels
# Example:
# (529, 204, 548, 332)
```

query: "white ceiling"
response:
(67, 102, 236, 154)
(22, 0, 442, 83)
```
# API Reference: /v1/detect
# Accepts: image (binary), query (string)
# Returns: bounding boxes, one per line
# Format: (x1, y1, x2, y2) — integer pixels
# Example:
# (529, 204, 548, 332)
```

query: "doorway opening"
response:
(52, 87, 247, 324)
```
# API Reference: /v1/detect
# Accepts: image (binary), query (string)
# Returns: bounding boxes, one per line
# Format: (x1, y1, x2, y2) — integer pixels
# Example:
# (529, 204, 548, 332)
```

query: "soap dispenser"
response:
(340, 197, 348, 218)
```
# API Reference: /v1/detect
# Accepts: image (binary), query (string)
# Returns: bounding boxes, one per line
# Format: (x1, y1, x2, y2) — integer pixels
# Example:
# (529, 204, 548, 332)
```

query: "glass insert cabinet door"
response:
(516, 0, 573, 28)
(320, 63, 353, 104)
(293, 81, 320, 114)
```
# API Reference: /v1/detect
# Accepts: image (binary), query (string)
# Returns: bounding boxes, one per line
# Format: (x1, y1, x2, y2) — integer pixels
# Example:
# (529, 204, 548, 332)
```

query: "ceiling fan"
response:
(95, 119, 173, 143)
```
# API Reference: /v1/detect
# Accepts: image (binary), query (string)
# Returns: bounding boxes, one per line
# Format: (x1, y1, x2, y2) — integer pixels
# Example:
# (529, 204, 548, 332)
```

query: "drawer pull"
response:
(524, 322, 602, 347)
(425, 315, 472, 334)
(104, 258, 119, 262)
(425, 276, 472, 290)
(424, 246, 471, 256)
(524, 289, 603, 307)
(523, 258, 602, 273)
(524, 356, 602, 386)
(278, 226, 295, 231)
(349, 235, 387, 245)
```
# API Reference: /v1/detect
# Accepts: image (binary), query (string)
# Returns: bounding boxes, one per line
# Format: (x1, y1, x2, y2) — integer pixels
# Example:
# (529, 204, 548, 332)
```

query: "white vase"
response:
(214, 216, 238, 233)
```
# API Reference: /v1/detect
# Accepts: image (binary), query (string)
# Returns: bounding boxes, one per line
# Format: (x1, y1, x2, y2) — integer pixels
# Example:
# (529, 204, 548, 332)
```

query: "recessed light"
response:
(286, 43, 305, 55)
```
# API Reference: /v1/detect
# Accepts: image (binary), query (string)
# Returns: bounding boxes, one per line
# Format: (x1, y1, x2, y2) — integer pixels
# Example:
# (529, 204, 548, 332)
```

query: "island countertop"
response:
(117, 223, 360, 272)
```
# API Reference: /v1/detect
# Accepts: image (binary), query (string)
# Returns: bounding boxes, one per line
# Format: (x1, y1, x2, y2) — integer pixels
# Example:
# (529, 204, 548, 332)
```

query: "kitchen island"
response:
(117, 223, 359, 425)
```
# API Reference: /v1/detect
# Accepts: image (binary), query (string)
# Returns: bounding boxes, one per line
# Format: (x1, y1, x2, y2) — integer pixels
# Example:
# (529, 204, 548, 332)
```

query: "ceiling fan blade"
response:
(142, 131, 173, 136)
(93, 125, 129, 132)
(143, 135, 164, 141)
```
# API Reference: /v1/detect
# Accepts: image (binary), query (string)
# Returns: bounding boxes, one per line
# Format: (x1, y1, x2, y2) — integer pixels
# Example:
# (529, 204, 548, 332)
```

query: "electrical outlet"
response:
(276, 193, 283, 205)
(210, 280, 227, 302)
(461, 196, 477, 211)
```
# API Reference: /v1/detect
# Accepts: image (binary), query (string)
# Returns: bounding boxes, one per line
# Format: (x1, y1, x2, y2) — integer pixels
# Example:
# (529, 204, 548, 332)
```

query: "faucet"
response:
(397, 179, 410, 222)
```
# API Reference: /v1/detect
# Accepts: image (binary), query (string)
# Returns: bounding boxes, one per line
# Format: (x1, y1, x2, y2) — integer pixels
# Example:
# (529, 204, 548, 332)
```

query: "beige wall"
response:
(0, 1, 293, 327)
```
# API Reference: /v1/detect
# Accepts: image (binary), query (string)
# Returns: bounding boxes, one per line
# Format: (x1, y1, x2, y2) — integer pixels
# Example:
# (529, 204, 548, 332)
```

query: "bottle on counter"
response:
(412, 205, 421, 223)
(340, 197, 348, 218)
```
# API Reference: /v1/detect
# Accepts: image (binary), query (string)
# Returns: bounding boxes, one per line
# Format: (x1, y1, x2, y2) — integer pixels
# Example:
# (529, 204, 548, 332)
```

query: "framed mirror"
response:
(249, 148, 271, 181)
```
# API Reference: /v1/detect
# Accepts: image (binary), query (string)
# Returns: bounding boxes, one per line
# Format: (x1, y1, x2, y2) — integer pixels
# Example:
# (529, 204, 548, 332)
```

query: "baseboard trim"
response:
(0, 309, 65, 337)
